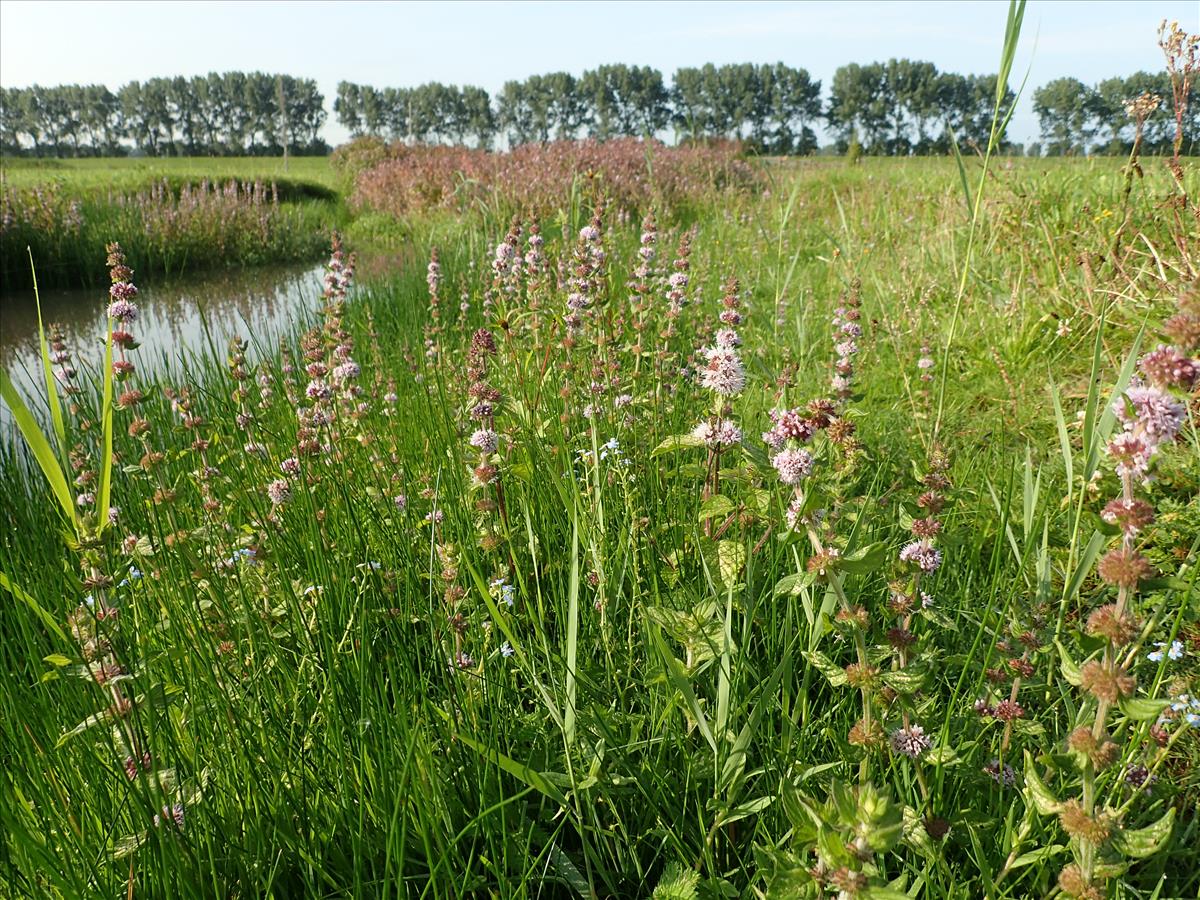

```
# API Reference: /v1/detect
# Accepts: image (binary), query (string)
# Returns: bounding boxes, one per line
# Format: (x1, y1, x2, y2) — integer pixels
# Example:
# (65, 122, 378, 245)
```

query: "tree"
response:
(828, 63, 890, 152)
(1033, 77, 1097, 155)
(0, 88, 22, 154)
(670, 66, 712, 142)
(540, 72, 587, 140)
(761, 63, 822, 154)
(888, 59, 941, 153)
(496, 80, 535, 146)
(334, 82, 364, 136)
(580, 64, 669, 138)
(214, 72, 250, 153)
(461, 85, 496, 148)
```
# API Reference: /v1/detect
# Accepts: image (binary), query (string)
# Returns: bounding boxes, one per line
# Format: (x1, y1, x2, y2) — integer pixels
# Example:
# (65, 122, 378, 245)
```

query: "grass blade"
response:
(95, 318, 116, 533)
(29, 249, 67, 465)
(0, 571, 69, 644)
(564, 503, 580, 747)
(1, 370, 77, 529)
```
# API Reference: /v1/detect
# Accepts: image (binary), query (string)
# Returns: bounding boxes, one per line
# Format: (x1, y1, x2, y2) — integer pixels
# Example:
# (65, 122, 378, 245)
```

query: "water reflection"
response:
(1, 261, 326, 402)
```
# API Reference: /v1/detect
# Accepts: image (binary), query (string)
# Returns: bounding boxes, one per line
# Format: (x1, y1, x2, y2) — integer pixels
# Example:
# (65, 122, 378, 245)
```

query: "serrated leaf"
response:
(925, 746, 961, 766)
(1118, 697, 1170, 722)
(802, 650, 848, 687)
(1023, 752, 1061, 815)
(1111, 807, 1174, 859)
(881, 666, 927, 694)
(774, 571, 815, 596)
(717, 540, 745, 588)
(902, 805, 937, 857)
(698, 494, 735, 522)
(838, 541, 888, 575)
(652, 433, 704, 456)
(1057, 640, 1082, 686)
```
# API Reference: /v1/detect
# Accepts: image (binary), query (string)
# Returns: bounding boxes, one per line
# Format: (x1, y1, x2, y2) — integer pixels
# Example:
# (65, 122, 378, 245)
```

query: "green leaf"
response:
(712, 795, 774, 828)
(652, 862, 699, 900)
(1, 369, 77, 529)
(881, 666, 927, 695)
(925, 746, 961, 767)
(1022, 751, 1061, 815)
(1139, 576, 1191, 592)
(651, 627, 717, 754)
(774, 571, 815, 596)
(946, 124, 972, 222)
(1008, 844, 1067, 870)
(1111, 807, 1174, 859)
(698, 494, 735, 523)
(43, 654, 72, 667)
(652, 433, 704, 456)
(802, 650, 848, 687)
(717, 540, 745, 588)
(1118, 697, 1170, 722)
(1062, 530, 1104, 605)
(838, 541, 888, 575)
(1056, 639, 1082, 686)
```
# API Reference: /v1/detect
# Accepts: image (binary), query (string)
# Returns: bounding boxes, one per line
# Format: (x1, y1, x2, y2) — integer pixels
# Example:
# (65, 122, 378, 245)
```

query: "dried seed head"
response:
(835, 605, 871, 629)
(848, 718, 885, 748)
(1079, 660, 1136, 703)
(1097, 548, 1152, 588)
(1058, 800, 1112, 846)
(1058, 865, 1103, 900)
(1086, 604, 1140, 646)
(844, 663, 880, 689)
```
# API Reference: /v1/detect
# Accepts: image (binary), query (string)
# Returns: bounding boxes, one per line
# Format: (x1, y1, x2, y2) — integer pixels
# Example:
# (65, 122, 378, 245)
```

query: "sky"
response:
(1, 0, 1196, 147)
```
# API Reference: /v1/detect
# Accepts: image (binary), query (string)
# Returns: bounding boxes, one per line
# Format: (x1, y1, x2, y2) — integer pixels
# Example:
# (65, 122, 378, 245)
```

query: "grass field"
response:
(1, 156, 344, 290)
(0, 147, 1197, 900)
(1, 155, 341, 192)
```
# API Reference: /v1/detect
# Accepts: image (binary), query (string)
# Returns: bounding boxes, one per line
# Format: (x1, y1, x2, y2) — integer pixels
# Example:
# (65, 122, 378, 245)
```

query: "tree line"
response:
(0, 73, 327, 157)
(333, 61, 1007, 154)
(1032, 72, 1197, 156)
(3, 61, 1193, 158)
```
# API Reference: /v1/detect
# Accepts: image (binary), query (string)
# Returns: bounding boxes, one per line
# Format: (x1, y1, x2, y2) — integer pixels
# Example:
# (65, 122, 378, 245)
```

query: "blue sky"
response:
(1, 0, 1195, 146)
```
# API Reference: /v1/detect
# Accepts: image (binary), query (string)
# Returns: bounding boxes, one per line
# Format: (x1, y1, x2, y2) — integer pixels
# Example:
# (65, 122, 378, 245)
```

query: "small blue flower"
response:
(1149, 640, 1186, 663)
(491, 578, 515, 607)
(500, 641, 514, 658)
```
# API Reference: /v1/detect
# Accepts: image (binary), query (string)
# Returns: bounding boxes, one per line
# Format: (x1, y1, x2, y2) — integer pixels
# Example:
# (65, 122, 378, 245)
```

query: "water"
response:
(1, 262, 328, 407)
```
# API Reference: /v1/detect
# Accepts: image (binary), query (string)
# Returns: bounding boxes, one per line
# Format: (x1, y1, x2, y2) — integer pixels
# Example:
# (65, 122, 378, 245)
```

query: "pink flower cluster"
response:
(830, 283, 863, 401)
